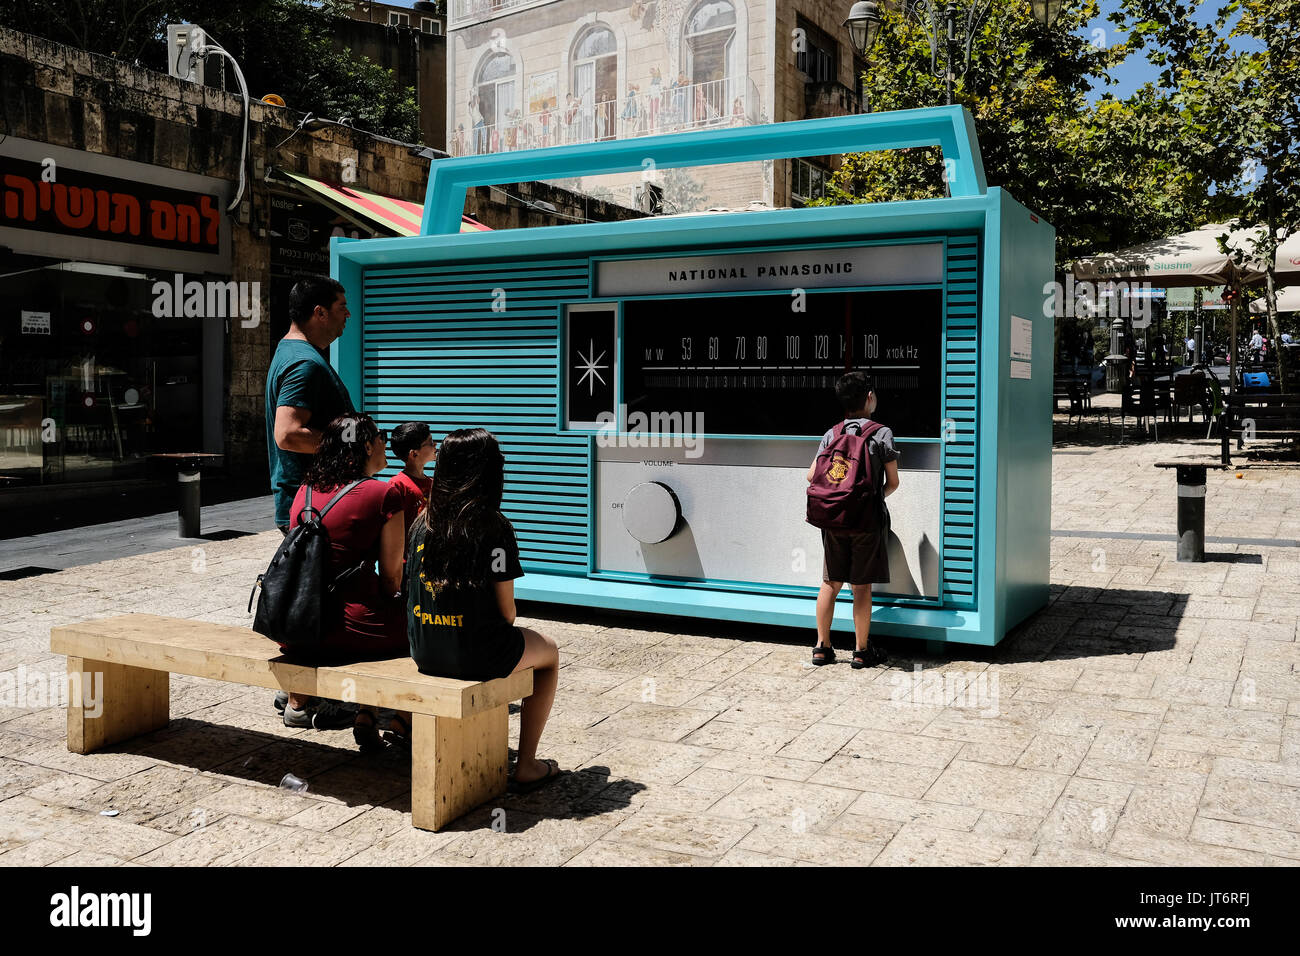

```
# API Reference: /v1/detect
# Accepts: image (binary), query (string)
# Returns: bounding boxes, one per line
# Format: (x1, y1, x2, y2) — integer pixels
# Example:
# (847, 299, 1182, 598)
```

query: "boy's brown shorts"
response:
(822, 529, 890, 585)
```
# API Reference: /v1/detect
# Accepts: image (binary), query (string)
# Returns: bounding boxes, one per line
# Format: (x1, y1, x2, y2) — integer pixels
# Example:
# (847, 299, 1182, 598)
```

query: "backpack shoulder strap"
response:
(316, 476, 375, 521)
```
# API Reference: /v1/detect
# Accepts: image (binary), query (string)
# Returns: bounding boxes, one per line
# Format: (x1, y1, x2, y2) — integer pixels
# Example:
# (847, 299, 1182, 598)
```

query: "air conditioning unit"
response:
(167, 24, 205, 84)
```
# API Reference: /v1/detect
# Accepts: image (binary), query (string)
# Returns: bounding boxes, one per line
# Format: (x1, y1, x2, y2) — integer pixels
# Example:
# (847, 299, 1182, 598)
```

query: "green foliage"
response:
(1118, 0, 1300, 382)
(816, 0, 1237, 267)
(0, 0, 421, 140)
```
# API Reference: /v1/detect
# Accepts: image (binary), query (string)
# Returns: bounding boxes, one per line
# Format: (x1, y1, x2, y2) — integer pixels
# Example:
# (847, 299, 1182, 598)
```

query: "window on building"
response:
(420, 17, 442, 34)
(571, 24, 618, 142)
(790, 158, 827, 206)
(796, 16, 837, 85)
(388, 11, 410, 27)
(473, 52, 517, 152)
(682, 1, 737, 126)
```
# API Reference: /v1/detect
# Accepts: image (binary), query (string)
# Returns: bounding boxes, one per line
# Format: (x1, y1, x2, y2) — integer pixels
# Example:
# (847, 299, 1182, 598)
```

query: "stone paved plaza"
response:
(1, 438, 1298, 866)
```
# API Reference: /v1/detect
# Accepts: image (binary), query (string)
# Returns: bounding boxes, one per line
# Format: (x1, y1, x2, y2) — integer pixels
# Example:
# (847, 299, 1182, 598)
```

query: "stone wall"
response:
(0, 24, 641, 480)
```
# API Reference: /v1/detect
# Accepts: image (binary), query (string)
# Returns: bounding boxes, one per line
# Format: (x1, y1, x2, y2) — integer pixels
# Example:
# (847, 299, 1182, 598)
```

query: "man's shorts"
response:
(822, 529, 890, 585)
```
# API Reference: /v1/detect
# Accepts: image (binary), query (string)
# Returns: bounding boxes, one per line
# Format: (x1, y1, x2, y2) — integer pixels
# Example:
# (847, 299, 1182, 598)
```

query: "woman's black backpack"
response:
(249, 478, 372, 649)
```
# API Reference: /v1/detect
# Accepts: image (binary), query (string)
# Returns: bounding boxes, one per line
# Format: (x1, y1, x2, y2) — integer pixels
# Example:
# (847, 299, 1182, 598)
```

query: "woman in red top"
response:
(286, 413, 409, 750)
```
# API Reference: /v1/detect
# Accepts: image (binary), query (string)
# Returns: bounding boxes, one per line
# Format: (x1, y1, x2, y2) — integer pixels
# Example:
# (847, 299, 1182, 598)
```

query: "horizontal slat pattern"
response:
(941, 235, 979, 607)
(363, 260, 590, 572)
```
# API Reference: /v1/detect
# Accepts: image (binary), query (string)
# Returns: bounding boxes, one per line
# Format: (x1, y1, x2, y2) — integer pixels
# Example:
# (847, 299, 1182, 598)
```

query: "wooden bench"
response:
(49, 614, 533, 831)
(1225, 392, 1300, 451)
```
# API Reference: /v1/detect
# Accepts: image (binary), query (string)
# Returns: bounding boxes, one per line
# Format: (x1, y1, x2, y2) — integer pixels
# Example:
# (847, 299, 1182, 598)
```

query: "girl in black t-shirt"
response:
(405, 428, 562, 793)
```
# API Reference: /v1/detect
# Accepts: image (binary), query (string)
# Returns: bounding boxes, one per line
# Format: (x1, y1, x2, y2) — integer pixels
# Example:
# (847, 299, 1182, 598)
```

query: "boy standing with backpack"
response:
(806, 372, 899, 668)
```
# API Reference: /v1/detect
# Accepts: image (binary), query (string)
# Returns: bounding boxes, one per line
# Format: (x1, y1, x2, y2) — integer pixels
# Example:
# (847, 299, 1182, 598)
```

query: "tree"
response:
(817, 0, 1238, 267)
(0, 0, 420, 140)
(1119, 0, 1300, 387)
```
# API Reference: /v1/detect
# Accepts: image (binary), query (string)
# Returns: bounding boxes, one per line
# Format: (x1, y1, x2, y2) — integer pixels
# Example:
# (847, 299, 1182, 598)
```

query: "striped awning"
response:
(271, 169, 489, 235)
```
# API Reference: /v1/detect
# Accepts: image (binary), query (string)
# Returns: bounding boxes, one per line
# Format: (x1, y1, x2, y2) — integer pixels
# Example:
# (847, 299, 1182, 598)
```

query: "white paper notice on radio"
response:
(1010, 314, 1032, 362)
(1010, 360, 1032, 380)
(21, 311, 51, 335)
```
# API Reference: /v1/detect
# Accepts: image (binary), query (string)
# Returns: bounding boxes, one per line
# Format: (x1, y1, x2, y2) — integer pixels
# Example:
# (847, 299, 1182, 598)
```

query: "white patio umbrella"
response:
(1070, 222, 1299, 287)
(1250, 286, 1300, 314)
(1071, 223, 1300, 396)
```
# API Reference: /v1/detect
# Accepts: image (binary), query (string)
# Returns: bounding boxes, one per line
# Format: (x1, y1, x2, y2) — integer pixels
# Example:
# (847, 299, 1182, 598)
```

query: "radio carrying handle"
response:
(421, 105, 987, 236)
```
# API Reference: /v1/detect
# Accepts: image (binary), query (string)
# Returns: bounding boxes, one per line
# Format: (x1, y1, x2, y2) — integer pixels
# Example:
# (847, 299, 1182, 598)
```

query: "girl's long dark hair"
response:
(302, 413, 379, 490)
(417, 428, 516, 591)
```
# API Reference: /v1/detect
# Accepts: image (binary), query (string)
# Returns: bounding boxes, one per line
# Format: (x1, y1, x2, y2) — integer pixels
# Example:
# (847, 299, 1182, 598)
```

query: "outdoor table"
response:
(1153, 460, 1228, 562)
(149, 452, 222, 538)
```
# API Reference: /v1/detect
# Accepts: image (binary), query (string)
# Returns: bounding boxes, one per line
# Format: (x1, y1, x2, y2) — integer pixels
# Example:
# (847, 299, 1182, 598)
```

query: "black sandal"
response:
(852, 644, 887, 669)
(812, 643, 836, 666)
(383, 713, 412, 751)
(353, 710, 385, 754)
(509, 759, 563, 794)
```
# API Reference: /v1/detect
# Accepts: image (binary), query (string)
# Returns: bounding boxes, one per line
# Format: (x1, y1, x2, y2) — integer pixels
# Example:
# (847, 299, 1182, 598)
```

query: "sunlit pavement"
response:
(0, 439, 1297, 866)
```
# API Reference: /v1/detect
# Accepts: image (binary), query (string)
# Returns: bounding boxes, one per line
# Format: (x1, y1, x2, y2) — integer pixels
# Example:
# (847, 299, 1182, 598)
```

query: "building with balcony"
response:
(445, 0, 872, 211)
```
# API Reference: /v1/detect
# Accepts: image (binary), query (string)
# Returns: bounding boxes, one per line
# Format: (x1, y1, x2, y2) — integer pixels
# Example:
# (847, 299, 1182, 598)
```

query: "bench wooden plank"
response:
(51, 614, 531, 719)
(412, 706, 508, 831)
(51, 614, 536, 832)
(66, 655, 170, 755)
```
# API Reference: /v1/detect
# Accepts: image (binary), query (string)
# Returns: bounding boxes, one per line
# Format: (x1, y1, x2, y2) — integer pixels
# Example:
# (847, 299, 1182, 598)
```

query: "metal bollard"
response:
(1174, 464, 1207, 562)
(178, 467, 201, 538)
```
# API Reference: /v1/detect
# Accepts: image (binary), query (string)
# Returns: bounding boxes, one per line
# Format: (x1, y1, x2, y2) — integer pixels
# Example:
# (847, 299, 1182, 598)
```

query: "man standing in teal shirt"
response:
(265, 275, 355, 533)
(264, 275, 358, 726)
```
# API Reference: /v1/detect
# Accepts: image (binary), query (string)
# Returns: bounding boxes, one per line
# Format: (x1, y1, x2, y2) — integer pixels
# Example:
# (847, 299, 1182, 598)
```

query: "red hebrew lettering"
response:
(109, 193, 140, 235)
(175, 203, 199, 243)
(53, 183, 95, 228)
(149, 199, 176, 240)
(95, 189, 111, 230)
(198, 194, 219, 246)
(2, 174, 36, 221)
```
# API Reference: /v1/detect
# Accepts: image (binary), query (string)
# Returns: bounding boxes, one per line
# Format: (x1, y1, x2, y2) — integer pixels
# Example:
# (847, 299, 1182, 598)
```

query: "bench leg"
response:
(410, 705, 509, 831)
(65, 656, 169, 754)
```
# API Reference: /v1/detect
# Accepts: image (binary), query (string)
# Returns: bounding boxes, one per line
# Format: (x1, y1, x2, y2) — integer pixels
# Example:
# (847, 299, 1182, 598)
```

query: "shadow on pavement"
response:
(96, 715, 644, 832)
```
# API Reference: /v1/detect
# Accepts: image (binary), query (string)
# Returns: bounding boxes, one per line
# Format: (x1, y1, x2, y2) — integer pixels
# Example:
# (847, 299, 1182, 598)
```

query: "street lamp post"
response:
(844, 0, 1065, 105)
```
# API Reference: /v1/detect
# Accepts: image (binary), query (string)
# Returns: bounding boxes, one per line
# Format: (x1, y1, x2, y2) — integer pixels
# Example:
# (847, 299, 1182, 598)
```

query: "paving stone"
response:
(872, 821, 1036, 866)
(1016, 734, 1093, 774)
(708, 776, 859, 830)
(839, 728, 963, 768)
(807, 756, 943, 798)
(0, 840, 79, 866)
(1106, 824, 1280, 866)
(680, 719, 802, 754)
(1198, 773, 1300, 832)
(735, 822, 883, 866)
(565, 838, 710, 866)
(605, 808, 753, 859)
(578, 738, 714, 785)
(923, 760, 1069, 816)
(133, 814, 287, 866)
(775, 722, 859, 763)
(1188, 815, 1300, 861)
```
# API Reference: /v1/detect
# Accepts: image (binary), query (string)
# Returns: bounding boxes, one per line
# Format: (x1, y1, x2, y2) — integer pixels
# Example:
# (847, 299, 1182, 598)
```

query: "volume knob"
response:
(622, 481, 681, 544)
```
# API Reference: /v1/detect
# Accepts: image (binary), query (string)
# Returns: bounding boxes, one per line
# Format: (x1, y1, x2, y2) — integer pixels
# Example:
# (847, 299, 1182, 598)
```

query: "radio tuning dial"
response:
(622, 481, 682, 544)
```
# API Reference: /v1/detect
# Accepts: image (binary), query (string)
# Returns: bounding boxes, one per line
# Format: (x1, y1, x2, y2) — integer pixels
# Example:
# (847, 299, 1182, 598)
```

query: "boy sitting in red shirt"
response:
(389, 421, 436, 536)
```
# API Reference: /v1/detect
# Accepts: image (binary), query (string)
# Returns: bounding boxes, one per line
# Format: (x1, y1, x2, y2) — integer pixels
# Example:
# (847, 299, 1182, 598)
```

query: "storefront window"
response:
(0, 255, 206, 488)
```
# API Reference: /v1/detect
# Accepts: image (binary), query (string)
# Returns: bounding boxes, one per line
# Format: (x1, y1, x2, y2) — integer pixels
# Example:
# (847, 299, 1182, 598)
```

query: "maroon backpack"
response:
(807, 420, 885, 532)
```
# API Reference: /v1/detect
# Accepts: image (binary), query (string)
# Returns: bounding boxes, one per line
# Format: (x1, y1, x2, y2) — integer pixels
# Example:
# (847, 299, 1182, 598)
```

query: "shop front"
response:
(0, 137, 231, 497)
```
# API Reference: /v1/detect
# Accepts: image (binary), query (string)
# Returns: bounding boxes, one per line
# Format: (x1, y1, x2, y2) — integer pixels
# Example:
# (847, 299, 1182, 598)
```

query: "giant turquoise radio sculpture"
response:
(331, 105, 1054, 647)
